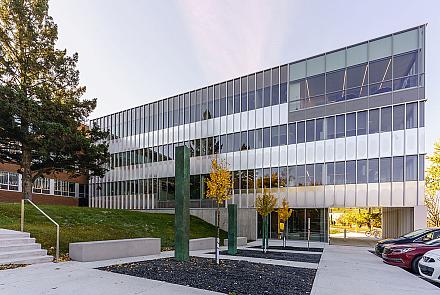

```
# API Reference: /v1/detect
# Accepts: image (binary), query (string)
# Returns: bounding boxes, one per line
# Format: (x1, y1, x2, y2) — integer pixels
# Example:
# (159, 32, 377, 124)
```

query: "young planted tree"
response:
(256, 188, 277, 253)
(206, 158, 232, 264)
(426, 140, 440, 226)
(0, 0, 109, 200)
(278, 198, 292, 248)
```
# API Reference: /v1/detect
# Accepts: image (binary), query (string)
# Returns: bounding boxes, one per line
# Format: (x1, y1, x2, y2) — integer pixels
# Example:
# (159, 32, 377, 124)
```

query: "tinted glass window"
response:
(357, 111, 367, 135)
(368, 159, 379, 183)
(263, 127, 271, 148)
(380, 157, 392, 182)
(306, 120, 315, 142)
(227, 133, 234, 153)
(227, 81, 233, 115)
(326, 116, 335, 139)
(280, 83, 288, 104)
(306, 74, 325, 97)
(393, 51, 418, 79)
(306, 164, 314, 186)
(271, 126, 279, 147)
(347, 63, 368, 89)
(326, 163, 334, 185)
(297, 122, 305, 143)
(420, 101, 425, 127)
(419, 155, 425, 181)
(288, 166, 297, 187)
(346, 161, 356, 184)
(297, 165, 306, 186)
(357, 160, 367, 184)
(370, 57, 392, 83)
(241, 131, 248, 150)
(381, 107, 392, 132)
(316, 118, 324, 140)
(393, 105, 405, 131)
(346, 113, 356, 137)
(234, 132, 241, 152)
(369, 109, 379, 134)
(406, 155, 418, 181)
(255, 129, 263, 149)
(406, 102, 418, 129)
(315, 163, 324, 185)
(336, 115, 345, 138)
(279, 125, 287, 145)
(335, 162, 345, 185)
(393, 156, 404, 182)
(326, 69, 345, 93)
(288, 123, 296, 144)
(248, 130, 255, 149)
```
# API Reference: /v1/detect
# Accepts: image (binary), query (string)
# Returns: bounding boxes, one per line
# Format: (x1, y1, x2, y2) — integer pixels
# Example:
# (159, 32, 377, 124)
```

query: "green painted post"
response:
(174, 146, 190, 261)
(228, 204, 237, 255)
(262, 215, 267, 251)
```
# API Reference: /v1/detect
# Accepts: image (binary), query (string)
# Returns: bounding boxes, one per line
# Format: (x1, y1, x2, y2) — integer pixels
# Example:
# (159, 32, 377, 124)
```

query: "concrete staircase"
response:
(0, 229, 53, 265)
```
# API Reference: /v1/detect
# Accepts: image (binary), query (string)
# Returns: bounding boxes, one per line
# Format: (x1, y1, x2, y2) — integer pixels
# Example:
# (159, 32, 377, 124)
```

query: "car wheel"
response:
(411, 256, 422, 274)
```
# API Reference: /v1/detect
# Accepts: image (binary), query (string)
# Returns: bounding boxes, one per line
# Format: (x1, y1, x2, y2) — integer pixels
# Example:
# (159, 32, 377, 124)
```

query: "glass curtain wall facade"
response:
(89, 26, 426, 242)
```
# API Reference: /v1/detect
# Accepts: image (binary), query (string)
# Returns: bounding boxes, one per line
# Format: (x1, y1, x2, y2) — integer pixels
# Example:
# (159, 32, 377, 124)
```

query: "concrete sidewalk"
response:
(311, 245, 439, 295)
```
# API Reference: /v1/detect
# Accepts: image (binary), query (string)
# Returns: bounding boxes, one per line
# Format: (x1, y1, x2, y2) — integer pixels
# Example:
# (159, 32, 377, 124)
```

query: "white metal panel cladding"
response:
(233, 113, 240, 131)
(195, 122, 201, 139)
(380, 132, 392, 157)
(263, 107, 271, 127)
(335, 138, 345, 161)
(324, 185, 335, 207)
(345, 184, 356, 207)
(355, 184, 367, 207)
(271, 105, 280, 126)
(184, 124, 190, 141)
(233, 151, 241, 171)
(220, 117, 227, 135)
(241, 112, 248, 131)
(271, 147, 279, 166)
(306, 187, 315, 207)
(404, 181, 418, 207)
(207, 118, 215, 137)
(227, 115, 234, 133)
(334, 185, 345, 207)
(368, 183, 379, 207)
(418, 181, 425, 206)
(324, 140, 334, 162)
(297, 143, 306, 165)
(345, 137, 356, 160)
(379, 183, 392, 207)
(357, 135, 367, 159)
(405, 129, 418, 155)
(306, 142, 315, 164)
(296, 187, 306, 207)
(279, 146, 288, 166)
(255, 148, 263, 168)
(368, 133, 379, 158)
(248, 150, 255, 169)
(419, 127, 425, 154)
(315, 141, 325, 163)
(393, 130, 405, 156)
(263, 147, 271, 168)
(279, 103, 288, 124)
(248, 110, 256, 129)
(212, 118, 220, 137)
(255, 109, 263, 128)
(287, 187, 297, 207)
(392, 182, 404, 206)
(288, 145, 297, 165)
(178, 125, 184, 142)
(315, 186, 325, 207)
(240, 150, 247, 168)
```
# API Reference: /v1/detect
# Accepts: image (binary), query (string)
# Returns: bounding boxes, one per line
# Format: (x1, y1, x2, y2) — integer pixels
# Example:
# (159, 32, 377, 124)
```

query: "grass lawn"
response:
(0, 203, 227, 257)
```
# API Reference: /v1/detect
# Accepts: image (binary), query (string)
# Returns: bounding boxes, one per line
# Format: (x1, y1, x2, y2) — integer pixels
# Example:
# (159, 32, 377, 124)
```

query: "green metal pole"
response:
(174, 146, 190, 261)
(228, 204, 238, 255)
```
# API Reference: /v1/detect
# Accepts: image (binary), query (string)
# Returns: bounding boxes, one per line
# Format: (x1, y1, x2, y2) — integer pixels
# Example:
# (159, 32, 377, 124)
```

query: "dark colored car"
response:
(382, 238, 440, 273)
(375, 228, 440, 255)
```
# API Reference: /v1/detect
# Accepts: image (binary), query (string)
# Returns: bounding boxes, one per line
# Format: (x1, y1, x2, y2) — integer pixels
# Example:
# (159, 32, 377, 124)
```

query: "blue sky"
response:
(50, 0, 440, 154)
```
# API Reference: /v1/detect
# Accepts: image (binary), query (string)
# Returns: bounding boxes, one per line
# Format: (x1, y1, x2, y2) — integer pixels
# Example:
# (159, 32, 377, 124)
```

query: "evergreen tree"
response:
(0, 0, 109, 200)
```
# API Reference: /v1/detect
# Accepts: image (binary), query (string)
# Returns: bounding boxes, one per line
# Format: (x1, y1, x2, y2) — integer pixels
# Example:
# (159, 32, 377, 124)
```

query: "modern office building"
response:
(89, 25, 427, 241)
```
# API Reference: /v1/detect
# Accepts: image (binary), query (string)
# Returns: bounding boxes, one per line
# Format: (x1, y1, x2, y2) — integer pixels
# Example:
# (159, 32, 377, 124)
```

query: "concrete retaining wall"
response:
(189, 237, 215, 251)
(69, 238, 161, 262)
(224, 237, 247, 247)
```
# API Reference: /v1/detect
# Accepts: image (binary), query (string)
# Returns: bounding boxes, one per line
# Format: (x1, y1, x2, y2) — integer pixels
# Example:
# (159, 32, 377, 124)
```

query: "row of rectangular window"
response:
(0, 171, 19, 191)
(109, 101, 424, 168)
(98, 155, 424, 198)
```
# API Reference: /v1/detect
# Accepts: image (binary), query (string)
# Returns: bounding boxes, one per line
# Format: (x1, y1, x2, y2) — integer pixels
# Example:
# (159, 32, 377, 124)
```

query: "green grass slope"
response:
(0, 203, 226, 257)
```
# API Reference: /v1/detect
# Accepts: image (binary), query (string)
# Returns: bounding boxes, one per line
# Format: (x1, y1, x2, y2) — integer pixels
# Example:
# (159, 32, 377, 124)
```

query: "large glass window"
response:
(393, 105, 405, 131)
(419, 155, 425, 181)
(393, 51, 418, 79)
(279, 125, 287, 145)
(316, 118, 324, 140)
(248, 75, 255, 110)
(227, 81, 234, 115)
(357, 160, 367, 184)
(420, 101, 425, 127)
(346, 63, 368, 99)
(369, 109, 379, 134)
(241, 131, 248, 150)
(306, 74, 325, 106)
(288, 166, 297, 187)
(346, 113, 356, 136)
(334, 162, 345, 185)
(357, 111, 367, 135)
(393, 156, 404, 182)
(256, 72, 263, 109)
(346, 161, 356, 184)
(406, 102, 418, 129)
(271, 126, 279, 147)
(326, 163, 334, 185)
(263, 70, 271, 107)
(306, 164, 314, 186)
(280, 65, 288, 104)
(315, 163, 324, 185)
(297, 121, 305, 143)
(288, 123, 296, 144)
(241, 77, 248, 112)
(306, 120, 315, 142)
(381, 107, 392, 132)
(234, 79, 240, 114)
(369, 57, 392, 95)
(406, 155, 418, 181)
(336, 115, 345, 138)
(326, 69, 345, 103)
(220, 83, 227, 117)
(326, 116, 335, 139)
(380, 157, 392, 182)
(297, 165, 306, 186)
(263, 127, 271, 148)
(368, 159, 379, 183)
(255, 129, 263, 149)
(248, 130, 255, 149)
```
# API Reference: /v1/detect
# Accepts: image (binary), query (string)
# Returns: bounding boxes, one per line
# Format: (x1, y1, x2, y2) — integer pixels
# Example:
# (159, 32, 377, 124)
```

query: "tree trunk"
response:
(21, 147, 32, 201)
(215, 202, 220, 264)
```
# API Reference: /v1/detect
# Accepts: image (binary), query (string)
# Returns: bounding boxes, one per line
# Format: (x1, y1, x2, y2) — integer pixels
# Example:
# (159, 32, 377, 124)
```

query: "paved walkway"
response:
(311, 244, 440, 295)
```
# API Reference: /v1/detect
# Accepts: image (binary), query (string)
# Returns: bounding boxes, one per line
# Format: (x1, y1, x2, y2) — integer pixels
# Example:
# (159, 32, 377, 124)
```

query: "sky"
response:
(49, 0, 440, 154)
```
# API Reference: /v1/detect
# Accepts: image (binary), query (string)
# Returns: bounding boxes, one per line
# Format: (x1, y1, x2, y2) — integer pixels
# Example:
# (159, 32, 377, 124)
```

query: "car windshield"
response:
(401, 228, 432, 239)
(425, 238, 440, 246)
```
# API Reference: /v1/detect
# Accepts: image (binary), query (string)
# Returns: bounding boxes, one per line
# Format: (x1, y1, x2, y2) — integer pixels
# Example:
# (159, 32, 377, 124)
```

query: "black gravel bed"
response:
(250, 245, 324, 253)
(219, 249, 321, 263)
(98, 256, 316, 295)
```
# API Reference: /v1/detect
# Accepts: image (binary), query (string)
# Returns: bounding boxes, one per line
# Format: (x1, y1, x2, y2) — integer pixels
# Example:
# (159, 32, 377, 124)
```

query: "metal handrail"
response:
(21, 199, 60, 262)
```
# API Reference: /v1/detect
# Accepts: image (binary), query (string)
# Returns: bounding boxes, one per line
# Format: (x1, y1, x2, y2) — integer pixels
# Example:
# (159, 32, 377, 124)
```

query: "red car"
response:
(382, 238, 440, 273)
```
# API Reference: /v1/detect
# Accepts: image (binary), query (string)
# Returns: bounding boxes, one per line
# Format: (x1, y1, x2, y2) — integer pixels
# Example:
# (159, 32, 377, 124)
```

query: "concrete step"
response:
(0, 255, 53, 265)
(0, 249, 47, 260)
(0, 230, 30, 239)
(0, 238, 36, 246)
(0, 243, 41, 253)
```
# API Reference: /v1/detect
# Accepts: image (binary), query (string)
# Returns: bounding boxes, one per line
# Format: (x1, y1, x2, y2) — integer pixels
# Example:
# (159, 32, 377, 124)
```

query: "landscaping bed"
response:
(219, 249, 321, 263)
(250, 245, 324, 253)
(0, 264, 27, 271)
(98, 256, 316, 295)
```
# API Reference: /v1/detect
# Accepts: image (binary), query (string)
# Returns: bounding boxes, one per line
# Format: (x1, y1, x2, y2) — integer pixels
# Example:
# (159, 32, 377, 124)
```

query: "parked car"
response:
(375, 228, 440, 255)
(419, 249, 440, 283)
(382, 238, 440, 273)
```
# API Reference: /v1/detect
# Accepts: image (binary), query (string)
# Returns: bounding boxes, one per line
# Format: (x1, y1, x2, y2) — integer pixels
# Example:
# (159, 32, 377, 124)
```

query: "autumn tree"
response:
(426, 140, 440, 226)
(206, 158, 232, 264)
(256, 189, 277, 253)
(278, 198, 292, 247)
(0, 0, 109, 201)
